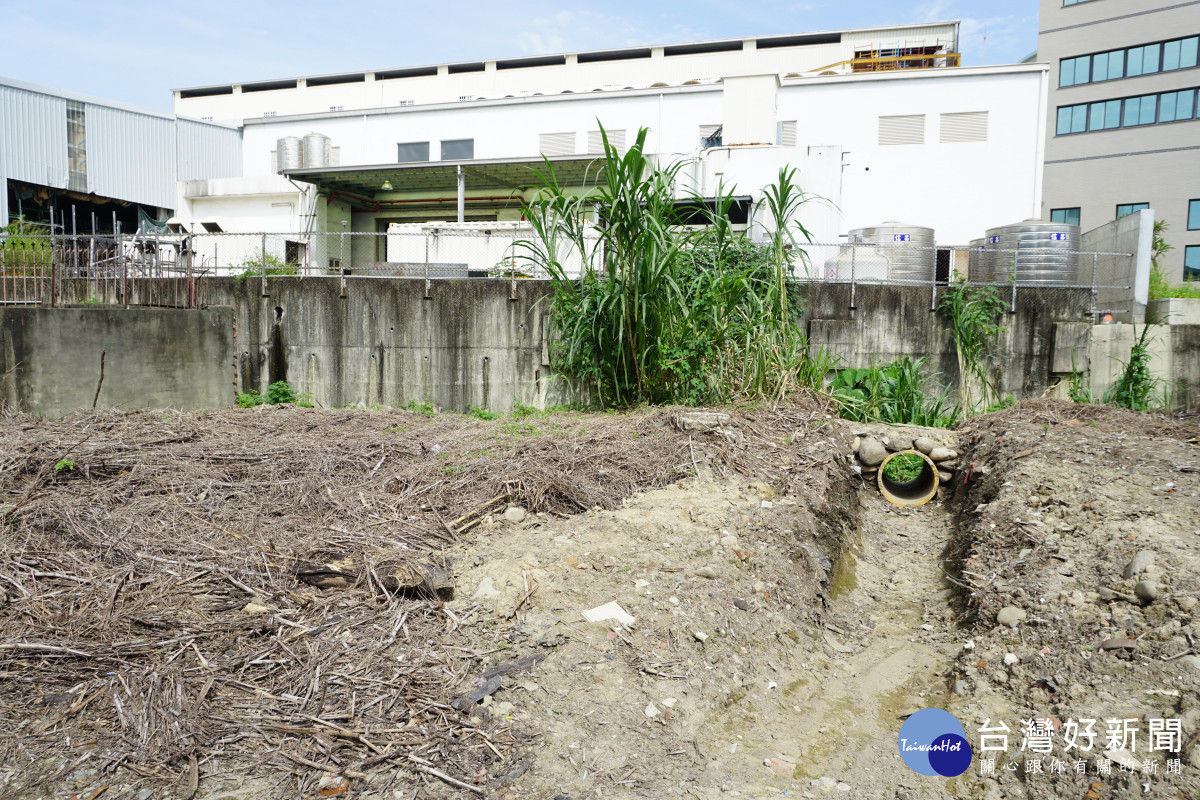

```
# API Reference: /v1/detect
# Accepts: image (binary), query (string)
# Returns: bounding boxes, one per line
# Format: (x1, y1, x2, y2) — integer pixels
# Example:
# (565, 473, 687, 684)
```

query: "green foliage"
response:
(0, 220, 54, 271)
(467, 405, 501, 421)
(1149, 266, 1200, 299)
(1067, 353, 1094, 404)
(938, 281, 1008, 413)
(405, 400, 435, 416)
(882, 452, 924, 483)
(984, 394, 1017, 413)
(54, 458, 75, 473)
(519, 124, 830, 408)
(237, 380, 311, 408)
(1103, 322, 1160, 410)
(233, 253, 298, 282)
(829, 357, 959, 428)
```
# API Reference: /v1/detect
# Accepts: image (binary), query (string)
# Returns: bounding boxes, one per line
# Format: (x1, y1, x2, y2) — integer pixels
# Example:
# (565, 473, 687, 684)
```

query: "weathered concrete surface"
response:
(800, 283, 1093, 403)
(1088, 323, 1200, 410)
(1148, 297, 1200, 326)
(205, 277, 550, 412)
(0, 307, 235, 415)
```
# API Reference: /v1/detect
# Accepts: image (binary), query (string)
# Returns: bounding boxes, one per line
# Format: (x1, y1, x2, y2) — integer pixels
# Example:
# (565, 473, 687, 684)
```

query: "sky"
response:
(0, 0, 1039, 112)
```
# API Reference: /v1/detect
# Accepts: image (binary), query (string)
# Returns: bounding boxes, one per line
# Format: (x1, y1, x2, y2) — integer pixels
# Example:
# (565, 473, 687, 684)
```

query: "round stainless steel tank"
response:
(967, 238, 988, 283)
(302, 132, 332, 169)
(983, 219, 1080, 285)
(847, 222, 936, 282)
(276, 137, 302, 172)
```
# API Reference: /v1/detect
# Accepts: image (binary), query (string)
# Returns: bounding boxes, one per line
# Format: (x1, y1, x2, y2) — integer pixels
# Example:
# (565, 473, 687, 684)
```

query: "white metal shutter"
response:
(939, 111, 988, 143)
(539, 132, 576, 157)
(778, 120, 797, 147)
(878, 114, 925, 145)
(588, 128, 625, 153)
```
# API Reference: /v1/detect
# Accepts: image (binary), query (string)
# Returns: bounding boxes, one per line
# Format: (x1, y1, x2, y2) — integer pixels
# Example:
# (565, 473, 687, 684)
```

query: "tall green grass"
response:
(829, 357, 959, 428)
(519, 125, 834, 407)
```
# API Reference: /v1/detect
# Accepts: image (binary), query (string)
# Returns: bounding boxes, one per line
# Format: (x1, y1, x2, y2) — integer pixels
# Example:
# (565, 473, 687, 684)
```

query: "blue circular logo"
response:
(898, 709, 973, 777)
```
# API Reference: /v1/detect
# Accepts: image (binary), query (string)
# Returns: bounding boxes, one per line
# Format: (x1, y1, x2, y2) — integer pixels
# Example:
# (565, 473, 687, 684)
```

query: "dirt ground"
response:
(0, 401, 1197, 799)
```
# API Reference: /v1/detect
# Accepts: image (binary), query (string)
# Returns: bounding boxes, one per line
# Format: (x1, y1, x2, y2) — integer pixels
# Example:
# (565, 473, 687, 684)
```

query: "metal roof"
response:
(0, 74, 238, 128)
(175, 21, 960, 94)
(283, 155, 608, 201)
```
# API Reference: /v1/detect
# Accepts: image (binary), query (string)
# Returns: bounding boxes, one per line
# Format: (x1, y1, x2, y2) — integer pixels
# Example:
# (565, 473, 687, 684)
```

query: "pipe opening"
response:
(877, 450, 938, 506)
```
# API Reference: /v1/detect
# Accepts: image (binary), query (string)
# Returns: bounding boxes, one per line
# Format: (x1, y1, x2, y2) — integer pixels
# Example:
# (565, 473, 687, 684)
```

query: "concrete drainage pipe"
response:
(877, 450, 939, 506)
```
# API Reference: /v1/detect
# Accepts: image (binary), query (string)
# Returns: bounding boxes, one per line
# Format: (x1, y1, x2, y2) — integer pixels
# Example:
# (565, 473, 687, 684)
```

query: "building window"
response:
(1188, 199, 1200, 230)
(66, 100, 86, 193)
(1116, 203, 1149, 218)
(1185, 246, 1200, 280)
(1056, 86, 1199, 134)
(1051, 208, 1081, 226)
(878, 114, 925, 145)
(1057, 35, 1198, 88)
(397, 142, 430, 162)
(440, 139, 474, 160)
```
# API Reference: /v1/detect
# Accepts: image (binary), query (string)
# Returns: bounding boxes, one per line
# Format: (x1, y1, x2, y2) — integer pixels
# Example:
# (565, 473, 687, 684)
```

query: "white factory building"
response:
(167, 22, 1048, 268)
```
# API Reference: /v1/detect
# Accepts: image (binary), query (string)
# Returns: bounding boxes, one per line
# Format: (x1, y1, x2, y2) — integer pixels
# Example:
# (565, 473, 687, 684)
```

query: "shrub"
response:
(237, 381, 311, 408)
(830, 357, 959, 428)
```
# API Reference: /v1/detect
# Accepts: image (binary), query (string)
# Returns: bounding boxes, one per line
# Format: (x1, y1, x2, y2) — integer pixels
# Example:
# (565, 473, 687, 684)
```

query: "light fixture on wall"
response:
(380, 179, 393, 191)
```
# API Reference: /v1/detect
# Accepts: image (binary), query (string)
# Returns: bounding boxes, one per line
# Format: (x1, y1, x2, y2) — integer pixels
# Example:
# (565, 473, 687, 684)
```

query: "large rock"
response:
(858, 437, 888, 467)
(679, 412, 732, 432)
(913, 437, 938, 454)
(1122, 550, 1155, 579)
(1134, 581, 1161, 603)
(996, 606, 1027, 627)
(928, 447, 958, 462)
(887, 436, 914, 452)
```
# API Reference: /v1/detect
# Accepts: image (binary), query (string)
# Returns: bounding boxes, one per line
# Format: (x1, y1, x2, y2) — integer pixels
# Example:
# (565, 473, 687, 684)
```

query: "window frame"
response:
(1185, 245, 1200, 281)
(1188, 199, 1200, 231)
(440, 138, 474, 160)
(396, 141, 430, 163)
(1050, 207, 1081, 226)
(1057, 34, 1199, 89)
(1116, 202, 1150, 219)
(1055, 86, 1199, 135)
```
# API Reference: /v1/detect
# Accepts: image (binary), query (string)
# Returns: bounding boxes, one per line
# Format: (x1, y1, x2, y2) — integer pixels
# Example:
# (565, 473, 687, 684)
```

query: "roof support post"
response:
(457, 165, 465, 223)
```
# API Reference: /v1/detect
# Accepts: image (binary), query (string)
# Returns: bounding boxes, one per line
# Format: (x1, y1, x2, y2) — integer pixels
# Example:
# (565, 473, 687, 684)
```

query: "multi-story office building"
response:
(1039, 0, 1200, 282)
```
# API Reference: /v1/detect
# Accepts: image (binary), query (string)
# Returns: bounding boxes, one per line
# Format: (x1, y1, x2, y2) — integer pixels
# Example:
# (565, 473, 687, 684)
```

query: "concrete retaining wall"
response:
(0, 307, 235, 416)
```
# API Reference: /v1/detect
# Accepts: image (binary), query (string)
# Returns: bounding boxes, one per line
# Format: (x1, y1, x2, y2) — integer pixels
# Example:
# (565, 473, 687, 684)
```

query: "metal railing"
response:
(0, 230, 1137, 323)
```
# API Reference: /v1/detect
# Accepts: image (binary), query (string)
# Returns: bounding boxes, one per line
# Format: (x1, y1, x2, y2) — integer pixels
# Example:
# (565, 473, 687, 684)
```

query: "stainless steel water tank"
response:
(276, 137, 302, 171)
(967, 238, 988, 283)
(847, 222, 936, 282)
(983, 219, 1080, 285)
(302, 132, 332, 169)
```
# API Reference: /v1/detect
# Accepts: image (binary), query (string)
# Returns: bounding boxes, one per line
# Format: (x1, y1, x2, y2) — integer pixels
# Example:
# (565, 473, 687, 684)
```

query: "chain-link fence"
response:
(796, 241, 1136, 323)
(1, 229, 1136, 322)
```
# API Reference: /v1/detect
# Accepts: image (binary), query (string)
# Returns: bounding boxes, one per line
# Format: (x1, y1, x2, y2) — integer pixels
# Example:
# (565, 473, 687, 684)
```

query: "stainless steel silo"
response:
(967, 238, 988, 283)
(276, 137, 302, 172)
(302, 132, 332, 169)
(847, 222, 936, 282)
(983, 219, 1080, 285)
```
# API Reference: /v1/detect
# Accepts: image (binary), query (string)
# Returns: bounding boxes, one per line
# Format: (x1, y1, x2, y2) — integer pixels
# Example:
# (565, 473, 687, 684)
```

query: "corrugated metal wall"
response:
(85, 104, 177, 209)
(176, 119, 242, 181)
(1, 80, 242, 223)
(0, 83, 69, 224)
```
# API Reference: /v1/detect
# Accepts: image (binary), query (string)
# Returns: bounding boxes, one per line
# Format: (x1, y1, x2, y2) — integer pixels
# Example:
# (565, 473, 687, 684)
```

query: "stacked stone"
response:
(850, 430, 960, 488)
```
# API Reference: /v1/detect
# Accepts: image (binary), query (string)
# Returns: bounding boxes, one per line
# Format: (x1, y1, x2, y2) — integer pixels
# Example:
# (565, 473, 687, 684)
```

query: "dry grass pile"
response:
(0, 401, 826, 798)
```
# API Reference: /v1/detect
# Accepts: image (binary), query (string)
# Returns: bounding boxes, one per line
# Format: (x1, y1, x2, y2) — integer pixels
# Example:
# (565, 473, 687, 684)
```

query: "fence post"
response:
(849, 244, 856, 309)
(929, 244, 938, 312)
(261, 232, 268, 297)
(119, 223, 128, 308)
(339, 223, 348, 298)
(1090, 252, 1099, 324)
(1009, 248, 1017, 313)
(49, 216, 57, 308)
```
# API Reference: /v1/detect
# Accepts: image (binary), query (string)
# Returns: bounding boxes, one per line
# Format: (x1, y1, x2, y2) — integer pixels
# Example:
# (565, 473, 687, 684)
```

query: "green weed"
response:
(405, 400, 435, 416)
(829, 357, 959, 428)
(938, 280, 1008, 414)
(54, 458, 75, 473)
(236, 381, 312, 408)
(882, 453, 924, 483)
(467, 405, 501, 421)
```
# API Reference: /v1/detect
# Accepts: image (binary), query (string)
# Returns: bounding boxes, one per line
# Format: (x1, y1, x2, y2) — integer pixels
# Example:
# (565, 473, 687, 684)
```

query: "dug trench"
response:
(0, 401, 1197, 800)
